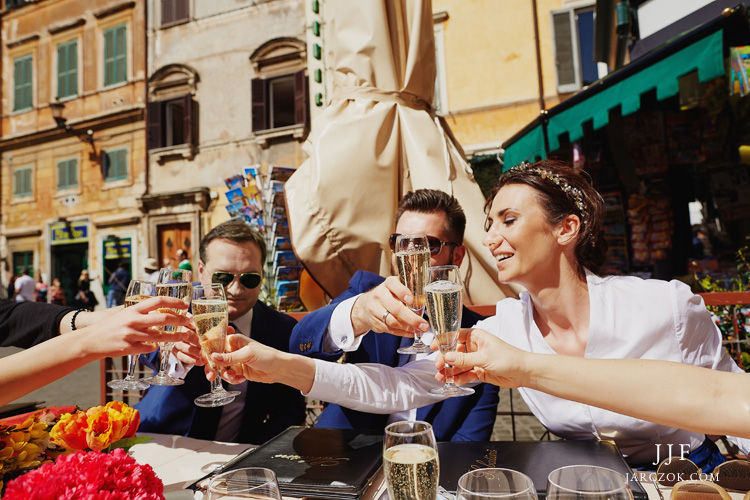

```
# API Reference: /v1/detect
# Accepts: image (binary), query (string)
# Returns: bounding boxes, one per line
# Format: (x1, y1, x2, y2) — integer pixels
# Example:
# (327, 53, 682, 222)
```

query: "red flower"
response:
(3, 449, 164, 500)
(50, 402, 141, 452)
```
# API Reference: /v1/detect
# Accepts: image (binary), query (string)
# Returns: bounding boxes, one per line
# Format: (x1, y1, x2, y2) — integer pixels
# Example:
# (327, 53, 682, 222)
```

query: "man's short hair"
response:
(394, 189, 466, 244)
(199, 220, 267, 266)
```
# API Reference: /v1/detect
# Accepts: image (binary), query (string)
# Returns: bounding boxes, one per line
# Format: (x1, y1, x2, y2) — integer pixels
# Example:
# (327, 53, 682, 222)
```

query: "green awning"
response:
(502, 20, 731, 171)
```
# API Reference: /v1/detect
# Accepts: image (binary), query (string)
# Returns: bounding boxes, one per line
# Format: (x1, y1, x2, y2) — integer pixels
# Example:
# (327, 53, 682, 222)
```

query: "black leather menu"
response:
(438, 440, 646, 500)
(224, 426, 383, 499)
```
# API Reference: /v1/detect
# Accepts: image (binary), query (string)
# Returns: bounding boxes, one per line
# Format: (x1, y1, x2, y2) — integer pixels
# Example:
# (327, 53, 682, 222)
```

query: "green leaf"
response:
(105, 436, 153, 453)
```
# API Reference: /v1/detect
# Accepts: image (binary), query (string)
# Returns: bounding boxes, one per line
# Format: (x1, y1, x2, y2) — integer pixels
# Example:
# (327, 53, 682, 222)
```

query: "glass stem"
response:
(158, 345, 171, 376)
(124, 355, 137, 380)
(444, 362, 456, 387)
(210, 373, 223, 394)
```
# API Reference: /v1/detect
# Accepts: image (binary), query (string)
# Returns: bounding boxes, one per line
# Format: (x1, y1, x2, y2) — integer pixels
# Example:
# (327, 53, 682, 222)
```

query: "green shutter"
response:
(104, 24, 126, 86)
(105, 149, 128, 181)
(57, 159, 78, 190)
(13, 55, 32, 111)
(14, 168, 32, 197)
(57, 40, 78, 98)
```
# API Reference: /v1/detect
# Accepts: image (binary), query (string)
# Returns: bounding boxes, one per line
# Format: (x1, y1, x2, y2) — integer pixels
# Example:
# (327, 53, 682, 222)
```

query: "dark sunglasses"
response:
(389, 233, 458, 257)
(212, 271, 262, 289)
(656, 457, 750, 492)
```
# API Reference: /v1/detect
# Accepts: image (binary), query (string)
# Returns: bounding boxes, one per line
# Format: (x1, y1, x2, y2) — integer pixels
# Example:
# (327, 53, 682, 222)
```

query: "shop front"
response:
(502, 6, 750, 281)
(49, 220, 89, 306)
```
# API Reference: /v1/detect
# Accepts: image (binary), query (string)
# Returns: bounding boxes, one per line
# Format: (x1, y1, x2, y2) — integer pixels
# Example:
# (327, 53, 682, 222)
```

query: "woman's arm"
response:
(0, 297, 193, 407)
(441, 328, 750, 439)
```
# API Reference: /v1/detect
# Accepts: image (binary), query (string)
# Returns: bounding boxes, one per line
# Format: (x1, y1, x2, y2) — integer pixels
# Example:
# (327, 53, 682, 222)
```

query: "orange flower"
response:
(50, 402, 140, 452)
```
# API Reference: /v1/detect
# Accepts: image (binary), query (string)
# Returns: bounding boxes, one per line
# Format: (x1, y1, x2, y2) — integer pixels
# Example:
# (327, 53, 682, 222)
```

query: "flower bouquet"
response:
(0, 402, 162, 498)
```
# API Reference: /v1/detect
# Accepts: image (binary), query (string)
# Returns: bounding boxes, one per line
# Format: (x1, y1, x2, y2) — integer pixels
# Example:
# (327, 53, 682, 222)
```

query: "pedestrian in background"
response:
(14, 268, 35, 302)
(75, 270, 98, 311)
(49, 278, 66, 305)
(176, 249, 192, 271)
(143, 257, 159, 282)
(34, 274, 48, 303)
(107, 261, 130, 308)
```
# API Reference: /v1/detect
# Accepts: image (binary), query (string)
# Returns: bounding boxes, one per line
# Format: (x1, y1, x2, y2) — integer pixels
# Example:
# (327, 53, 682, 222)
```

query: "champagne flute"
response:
(193, 283, 241, 407)
(457, 468, 538, 500)
(142, 267, 192, 386)
(427, 265, 474, 397)
(383, 420, 440, 500)
(206, 467, 282, 500)
(546, 466, 634, 500)
(106, 280, 155, 392)
(395, 234, 432, 354)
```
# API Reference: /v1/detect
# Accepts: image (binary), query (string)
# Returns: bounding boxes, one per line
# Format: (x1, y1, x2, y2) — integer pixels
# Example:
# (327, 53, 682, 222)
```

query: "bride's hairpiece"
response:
(510, 162, 588, 222)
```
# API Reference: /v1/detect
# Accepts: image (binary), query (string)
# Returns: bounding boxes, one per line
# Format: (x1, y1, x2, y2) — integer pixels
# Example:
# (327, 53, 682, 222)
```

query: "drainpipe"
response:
(143, 0, 150, 196)
(531, 0, 550, 155)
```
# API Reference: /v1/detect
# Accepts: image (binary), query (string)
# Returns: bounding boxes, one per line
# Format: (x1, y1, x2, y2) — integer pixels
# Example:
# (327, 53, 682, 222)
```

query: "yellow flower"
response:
(50, 402, 140, 452)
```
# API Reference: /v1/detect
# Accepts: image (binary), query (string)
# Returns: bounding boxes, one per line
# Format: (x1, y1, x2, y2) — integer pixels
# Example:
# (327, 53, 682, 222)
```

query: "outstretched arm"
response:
(438, 328, 750, 439)
(0, 297, 192, 406)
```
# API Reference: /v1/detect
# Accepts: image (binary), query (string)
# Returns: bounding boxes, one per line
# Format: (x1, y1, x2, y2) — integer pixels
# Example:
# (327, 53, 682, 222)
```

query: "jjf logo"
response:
(652, 444, 691, 466)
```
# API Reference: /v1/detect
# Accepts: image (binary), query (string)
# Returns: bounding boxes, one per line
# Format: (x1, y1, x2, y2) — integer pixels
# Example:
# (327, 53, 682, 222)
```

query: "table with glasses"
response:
(130, 433, 746, 500)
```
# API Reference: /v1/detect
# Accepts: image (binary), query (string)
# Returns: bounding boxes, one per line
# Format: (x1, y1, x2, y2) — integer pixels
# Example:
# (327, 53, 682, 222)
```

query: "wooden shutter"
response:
(183, 94, 193, 146)
(293, 69, 308, 126)
(174, 0, 189, 23)
(161, 0, 174, 26)
(551, 9, 581, 93)
(147, 101, 162, 150)
(57, 44, 66, 98)
(251, 78, 267, 132)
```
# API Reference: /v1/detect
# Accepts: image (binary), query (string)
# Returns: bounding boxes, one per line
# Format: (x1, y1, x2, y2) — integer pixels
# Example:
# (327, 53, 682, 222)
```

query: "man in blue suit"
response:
(137, 221, 306, 444)
(289, 189, 499, 441)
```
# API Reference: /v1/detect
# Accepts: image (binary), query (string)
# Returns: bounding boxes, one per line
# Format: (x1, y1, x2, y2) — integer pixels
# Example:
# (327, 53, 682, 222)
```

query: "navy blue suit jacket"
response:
(289, 271, 499, 442)
(136, 300, 306, 445)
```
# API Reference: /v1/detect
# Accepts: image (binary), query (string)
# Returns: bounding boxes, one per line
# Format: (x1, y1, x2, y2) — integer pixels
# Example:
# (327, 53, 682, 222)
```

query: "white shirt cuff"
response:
(324, 296, 364, 353)
(167, 353, 193, 379)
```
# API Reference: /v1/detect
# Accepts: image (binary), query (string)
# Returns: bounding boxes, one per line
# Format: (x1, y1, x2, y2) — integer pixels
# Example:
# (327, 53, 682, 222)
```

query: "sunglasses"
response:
(389, 233, 458, 257)
(211, 271, 262, 289)
(656, 457, 750, 492)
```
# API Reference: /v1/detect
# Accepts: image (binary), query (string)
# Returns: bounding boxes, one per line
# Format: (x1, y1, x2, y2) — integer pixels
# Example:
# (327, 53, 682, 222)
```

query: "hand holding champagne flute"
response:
(383, 420, 439, 500)
(427, 265, 473, 397)
(107, 280, 156, 392)
(395, 234, 431, 354)
(142, 268, 192, 386)
(193, 283, 241, 407)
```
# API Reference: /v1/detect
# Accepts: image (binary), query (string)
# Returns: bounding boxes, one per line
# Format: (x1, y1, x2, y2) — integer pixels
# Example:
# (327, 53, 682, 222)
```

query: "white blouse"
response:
(307, 272, 749, 464)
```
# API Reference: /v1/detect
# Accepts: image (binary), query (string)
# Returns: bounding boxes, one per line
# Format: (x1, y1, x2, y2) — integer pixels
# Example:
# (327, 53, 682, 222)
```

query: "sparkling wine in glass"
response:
(206, 467, 282, 500)
(457, 468, 538, 500)
(546, 465, 634, 500)
(193, 283, 241, 407)
(427, 265, 474, 397)
(395, 234, 431, 354)
(383, 420, 439, 500)
(107, 280, 155, 392)
(141, 267, 192, 386)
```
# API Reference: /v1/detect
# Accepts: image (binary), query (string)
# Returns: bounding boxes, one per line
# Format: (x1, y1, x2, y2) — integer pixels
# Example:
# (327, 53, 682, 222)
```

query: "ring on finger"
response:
(382, 310, 391, 323)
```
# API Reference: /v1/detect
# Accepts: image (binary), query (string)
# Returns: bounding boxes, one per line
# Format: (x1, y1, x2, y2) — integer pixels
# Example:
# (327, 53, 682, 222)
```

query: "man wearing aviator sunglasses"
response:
(289, 189, 500, 442)
(137, 221, 306, 445)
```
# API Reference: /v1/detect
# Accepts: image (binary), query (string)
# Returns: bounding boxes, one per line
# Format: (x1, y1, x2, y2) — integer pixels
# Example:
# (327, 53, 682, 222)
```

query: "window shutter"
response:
(115, 26, 127, 84)
(551, 9, 581, 93)
(117, 149, 128, 178)
(147, 100, 163, 150)
(70, 159, 78, 187)
(57, 161, 65, 190)
(104, 28, 115, 86)
(14, 58, 22, 110)
(293, 69, 308, 126)
(57, 44, 66, 98)
(161, 0, 174, 26)
(183, 94, 193, 146)
(174, 0, 189, 23)
(251, 78, 267, 132)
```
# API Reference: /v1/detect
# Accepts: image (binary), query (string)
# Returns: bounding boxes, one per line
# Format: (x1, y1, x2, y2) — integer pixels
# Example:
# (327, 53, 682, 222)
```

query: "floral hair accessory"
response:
(3, 449, 163, 500)
(510, 161, 588, 222)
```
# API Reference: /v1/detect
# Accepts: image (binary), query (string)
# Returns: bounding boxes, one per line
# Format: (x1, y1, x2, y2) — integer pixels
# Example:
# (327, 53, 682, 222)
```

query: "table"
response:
(130, 434, 744, 500)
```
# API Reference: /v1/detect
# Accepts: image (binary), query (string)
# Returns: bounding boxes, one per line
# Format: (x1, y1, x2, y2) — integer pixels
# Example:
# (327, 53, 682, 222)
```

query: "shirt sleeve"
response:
(324, 295, 364, 353)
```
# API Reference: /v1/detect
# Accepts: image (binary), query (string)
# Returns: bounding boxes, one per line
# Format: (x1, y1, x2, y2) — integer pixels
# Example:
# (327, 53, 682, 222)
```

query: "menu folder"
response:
(216, 426, 383, 500)
(437, 440, 647, 500)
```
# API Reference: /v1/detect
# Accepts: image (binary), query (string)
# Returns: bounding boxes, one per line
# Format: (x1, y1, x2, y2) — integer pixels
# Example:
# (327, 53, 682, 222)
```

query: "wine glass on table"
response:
(456, 468, 538, 500)
(193, 283, 241, 407)
(546, 466, 634, 500)
(141, 268, 192, 386)
(206, 467, 282, 500)
(427, 265, 474, 397)
(394, 234, 432, 354)
(106, 280, 155, 392)
(383, 420, 440, 500)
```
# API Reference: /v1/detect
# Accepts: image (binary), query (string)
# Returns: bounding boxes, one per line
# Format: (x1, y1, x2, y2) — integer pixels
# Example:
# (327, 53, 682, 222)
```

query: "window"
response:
(57, 158, 79, 190)
(13, 167, 32, 198)
(147, 94, 195, 150)
(104, 23, 127, 87)
(161, 0, 189, 27)
(433, 20, 448, 114)
(103, 148, 128, 181)
(13, 54, 33, 112)
(57, 39, 78, 99)
(251, 70, 307, 132)
(12, 252, 33, 276)
(551, 7, 602, 93)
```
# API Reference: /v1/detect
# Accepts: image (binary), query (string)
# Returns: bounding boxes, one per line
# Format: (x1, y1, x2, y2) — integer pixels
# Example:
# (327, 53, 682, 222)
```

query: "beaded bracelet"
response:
(70, 309, 86, 331)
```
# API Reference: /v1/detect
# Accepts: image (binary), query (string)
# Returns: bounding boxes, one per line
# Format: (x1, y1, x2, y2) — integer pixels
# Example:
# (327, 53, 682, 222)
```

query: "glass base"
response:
(107, 378, 150, 391)
(195, 391, 236, 407)
(141, 374, 184, 386)
(429, 384, 475, 397)
(397, 342, 433, 354)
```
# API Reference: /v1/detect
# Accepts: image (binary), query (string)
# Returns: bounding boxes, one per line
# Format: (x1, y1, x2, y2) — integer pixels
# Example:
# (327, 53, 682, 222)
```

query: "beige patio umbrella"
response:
(285, 0, 517, 305)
